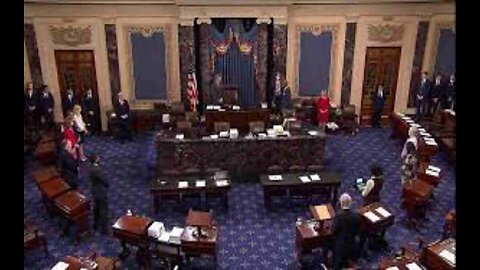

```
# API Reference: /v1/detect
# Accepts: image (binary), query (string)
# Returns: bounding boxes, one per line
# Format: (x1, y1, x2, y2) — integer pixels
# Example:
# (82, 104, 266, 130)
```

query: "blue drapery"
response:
(434, 29, 456, 77)
(131, 32, 167, 99)
(210, 19, 258, 108)
(299, 32, 332, 96)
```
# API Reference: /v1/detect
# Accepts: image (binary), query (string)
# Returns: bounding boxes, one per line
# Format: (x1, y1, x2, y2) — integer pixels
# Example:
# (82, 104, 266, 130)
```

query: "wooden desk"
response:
(156, 133, 326, 182)
(181, 226, 218, 263)
(35, 141, 56, 164)
(38, 177, 71, 214)
(132, 109, 161, 133)
(186, 209, 213, 227)
(32, 166, 59, 186)
(54, 190, 91, 242)
(261, 172, 341, 209)
(358, 202, 395, 234)
(417, 162, 441, 187)
(151, 178, 230, 213)
(402, 180, 434, 219)
(421, 238, 455, 270)
(112, 215, 153, 258)
(295, 218, 334, 254)
(379, 256, 424, 270)
(204, 109, 270, 133)
(61, 255, 116, 270)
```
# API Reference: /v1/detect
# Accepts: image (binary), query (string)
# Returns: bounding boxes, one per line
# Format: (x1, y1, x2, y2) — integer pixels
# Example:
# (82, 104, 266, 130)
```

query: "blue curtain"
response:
(210, 19, 258, 108)
(434, 29, 456, 77)
(299, 32, 332, 96)
(131, 32, 167, 99)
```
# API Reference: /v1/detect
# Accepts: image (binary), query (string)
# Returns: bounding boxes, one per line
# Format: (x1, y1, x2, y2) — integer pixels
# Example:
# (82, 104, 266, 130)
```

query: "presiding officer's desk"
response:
(156, 129, 326, 182)
(204, 109, 270, 133)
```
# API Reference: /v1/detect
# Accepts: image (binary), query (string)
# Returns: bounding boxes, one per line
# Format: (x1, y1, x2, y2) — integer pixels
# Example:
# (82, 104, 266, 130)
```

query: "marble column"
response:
(408, 21, 429, 108)
(24, 23, 44, 88)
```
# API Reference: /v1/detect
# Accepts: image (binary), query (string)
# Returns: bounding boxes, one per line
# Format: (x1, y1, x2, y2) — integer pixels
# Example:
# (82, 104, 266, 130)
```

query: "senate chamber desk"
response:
(156, 132, 326, 182)
(54, 190, 91, 242)
(60, 254, 116, 270)
(295, 204, 335, 255)
(378, 256, 425, 270)
(421, 238, 455, 270)
(112, 215, 153, 258)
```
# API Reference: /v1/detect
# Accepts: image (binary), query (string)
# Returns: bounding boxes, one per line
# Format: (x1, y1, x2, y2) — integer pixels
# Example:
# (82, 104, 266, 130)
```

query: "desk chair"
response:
(185, 112, 199, 126)
(285, 120, 302, 135)
(214, 122, 230, 133)
(176, 121, 193, 138)
(340, 104, 359, 135)
(223, 89, 238, 106)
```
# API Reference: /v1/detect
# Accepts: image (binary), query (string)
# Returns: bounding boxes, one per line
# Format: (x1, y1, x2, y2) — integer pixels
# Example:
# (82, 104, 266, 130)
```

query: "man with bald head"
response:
(332, 193, 361, 270)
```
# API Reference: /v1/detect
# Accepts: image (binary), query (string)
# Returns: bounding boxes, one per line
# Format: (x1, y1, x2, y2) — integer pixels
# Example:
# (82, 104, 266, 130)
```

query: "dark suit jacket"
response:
(416, 79, 431, 101)
(114, 99, 130, 120)
(431, 83, 443, 100)
(63, 96, 76, 113)
(372, 90, 386, 111)
(59, 148, 78, 183)
(39, 92, 54, 114)
(82, 95, 97, 114)
(24, 91, 38, 113)
(88, 164, 109, 201)
(333, 209, 361, 262)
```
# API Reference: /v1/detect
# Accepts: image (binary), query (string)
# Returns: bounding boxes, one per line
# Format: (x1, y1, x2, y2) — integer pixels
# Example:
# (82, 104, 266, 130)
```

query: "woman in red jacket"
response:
(63, 116, 79, 160)
(316, 90, 330, 130)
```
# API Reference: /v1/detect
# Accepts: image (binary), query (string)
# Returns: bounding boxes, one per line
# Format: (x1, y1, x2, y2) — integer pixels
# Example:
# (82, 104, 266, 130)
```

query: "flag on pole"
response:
(186, 58, 198, 112)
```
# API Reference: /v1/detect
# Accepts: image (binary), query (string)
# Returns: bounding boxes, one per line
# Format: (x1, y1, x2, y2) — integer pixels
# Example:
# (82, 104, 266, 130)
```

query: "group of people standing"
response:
(415, 72, 456, 121)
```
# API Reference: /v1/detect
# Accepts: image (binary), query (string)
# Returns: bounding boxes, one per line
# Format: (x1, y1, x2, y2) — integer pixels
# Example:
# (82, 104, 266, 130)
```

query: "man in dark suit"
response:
(372, 85, 386, 128)
(87, 154, 109, 234)
(58, 140, 79, 189)
(332, 193, 361, 270)
(82, 89, 100, 135)
(113, 92, 132, 143)
(24, 82, 38, 129)
(38, 85, 55, 130)
(429, 75, 444, 116)
(62, 89, 76, 116)
(444, 74, 455, 111)
(415, 72, 431, 121)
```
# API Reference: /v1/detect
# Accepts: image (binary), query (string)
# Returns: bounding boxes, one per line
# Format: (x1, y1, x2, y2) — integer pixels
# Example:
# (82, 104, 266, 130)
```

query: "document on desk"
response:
(427, 165, 441, 172)
(386, 267, 400, 270)
(216, 180, 229, 187)
(425, 140, 438, 146)
(158, 231, 171, 243)
(418, 128, 427, 132)
(269, 175, 283, 181)
(51, 262, 70, 270)
(405, 262, 423, 270)
(178, 181, 188, 188)
(420, 132, 432, 137)
(375, 207, 392, 218)
(308, 130, 318, 136)
(315, 205, 331, 220)
(310, 174, 321, 181)
(170, 226, 184, 245)
(439, 249, 455, 265)
(425, 169, 440, 177)
(196, 180, 206, 187)
(363, 211, 380, 222)
(299, 176, 311, 183)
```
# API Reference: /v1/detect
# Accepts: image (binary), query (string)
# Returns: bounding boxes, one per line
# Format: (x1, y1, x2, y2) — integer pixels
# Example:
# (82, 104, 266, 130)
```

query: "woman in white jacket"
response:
(73, 104, 88, 161)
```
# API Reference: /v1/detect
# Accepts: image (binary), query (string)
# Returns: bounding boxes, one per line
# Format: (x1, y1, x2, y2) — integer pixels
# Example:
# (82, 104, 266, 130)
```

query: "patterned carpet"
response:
(24, 128, 455, 269)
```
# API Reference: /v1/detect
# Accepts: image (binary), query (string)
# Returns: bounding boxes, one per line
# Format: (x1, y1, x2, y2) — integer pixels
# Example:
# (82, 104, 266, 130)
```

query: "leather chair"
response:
(285, 120, 302, 135)
(176, 121, 193, 138)
(223, 89, 238, 106)
(249, 121, 265, 133)
(340, 104, 359, 134)
(214, 122, 230, 133)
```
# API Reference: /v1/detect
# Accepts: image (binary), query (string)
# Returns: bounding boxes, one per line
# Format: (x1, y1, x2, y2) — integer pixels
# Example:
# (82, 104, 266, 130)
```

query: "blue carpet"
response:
(24, 128, 455, 269)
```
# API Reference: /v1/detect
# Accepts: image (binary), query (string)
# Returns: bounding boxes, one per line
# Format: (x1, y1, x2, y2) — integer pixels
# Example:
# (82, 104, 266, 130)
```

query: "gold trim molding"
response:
(367, 24, 404, 43)
(49, 25, 92, 47)
(127, 25, 165, 38)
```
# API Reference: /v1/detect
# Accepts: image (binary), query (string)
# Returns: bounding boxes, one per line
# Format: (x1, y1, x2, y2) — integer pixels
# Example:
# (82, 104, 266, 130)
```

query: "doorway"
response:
(54, 50, 100, 126)
(360, 47, 401, 126)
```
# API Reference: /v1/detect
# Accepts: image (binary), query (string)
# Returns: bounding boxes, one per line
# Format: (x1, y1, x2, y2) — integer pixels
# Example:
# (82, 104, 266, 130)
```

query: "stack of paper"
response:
(405, 262, 423, 270)
(269, 175, 283, 181)
(158, 231, 171, 243)
(375, 207, 392, 218)
(258, 133, 267, 138)
(51, 262, 69, 270)
(162, 114, 170, 123)
(148, 221, 165, 238)
(229, 129, 239, 139)
(315, 205, 331, 220)
(418, 128, 427, 132)
(425, 169, 440, 177)
(363, 211, 380, 222)
(420, 132, 432, 137)
(299, 176, 311, 183)
(196, 180, 206, 188)
(267, 129, 276, 137)
(261, 102, 268, 109)
(206, 105, 214, 110)
(308, 130, 318, 136)
(386, 267, 400, 270)
(170, 227, 184, 245)
(232, 105, 241, 110)
(175, 134, 185, 140)
(439, 249, 455, 265)
(216, 180, 229, 187)
(210, 134, 219, 139)
(310, 174, 321, 181)
(410, 123, 420, 128)
(213, 105, 221, 110)
(178, 181, 188, 188)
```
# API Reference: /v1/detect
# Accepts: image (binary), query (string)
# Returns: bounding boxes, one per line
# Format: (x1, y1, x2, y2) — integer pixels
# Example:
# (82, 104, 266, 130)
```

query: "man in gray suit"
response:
(87, 154, 109, 234)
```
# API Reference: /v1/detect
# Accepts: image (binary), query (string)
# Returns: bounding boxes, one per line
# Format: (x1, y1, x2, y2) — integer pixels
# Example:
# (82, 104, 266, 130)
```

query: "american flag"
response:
(186, 58, 198, 112)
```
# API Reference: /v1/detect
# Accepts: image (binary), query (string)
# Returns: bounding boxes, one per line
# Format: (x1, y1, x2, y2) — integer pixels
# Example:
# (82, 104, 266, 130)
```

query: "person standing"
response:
(332, 193, 361, 270)
(87, 154, 110, 235)
(372, 85, 386, 128)
(72, 105, 88, 161)
(444, 74, 456, 111)
(316, 90, 330, 131)
(415, 72, 431, 121)
(38, 85, 55, 130)
(210, 74, 224, 105)
(113, 92, 132, 143)
(400, 141, 418, 185)
(63, 89, 76, 116)
(361, 164, 384, 206)
(82, 89, 100, 135)
(401, 126, 418, 159)
(430, 75, 443, 116)
(24, 82, 38, 129)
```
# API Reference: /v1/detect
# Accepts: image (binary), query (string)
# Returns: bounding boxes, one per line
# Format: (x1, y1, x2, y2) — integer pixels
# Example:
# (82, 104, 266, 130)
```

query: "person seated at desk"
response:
(401, 126, 418, 159)
(112, 92, 133, 143)
(360, 164, 384, 206)
(333, 193, 361, 270)
(401, 141, 418, 185)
